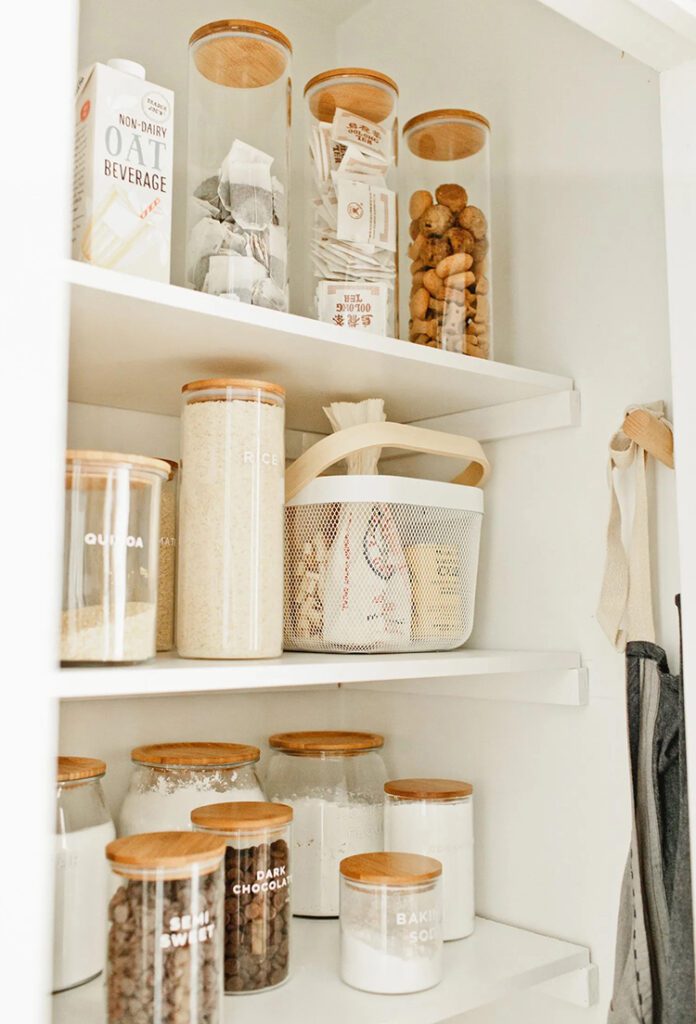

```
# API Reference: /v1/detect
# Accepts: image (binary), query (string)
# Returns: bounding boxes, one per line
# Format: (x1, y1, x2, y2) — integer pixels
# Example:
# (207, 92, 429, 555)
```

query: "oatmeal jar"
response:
(157, 460, 178, 652)
(62, 451, 170, 663)
(191, 801, 293, 994)
(385, 778, 474, 940)
(106, 832, 226, 1024)
(186, 20, 291, 311)
(264, 731, 387, 917)
(304, 68, 399, 336)
(118, 742, 265, 835)
(53, 757, 116, 993)
(339, 852, 443, 994)
(403, 109, 492, 358)
(177, 379, 285, 659)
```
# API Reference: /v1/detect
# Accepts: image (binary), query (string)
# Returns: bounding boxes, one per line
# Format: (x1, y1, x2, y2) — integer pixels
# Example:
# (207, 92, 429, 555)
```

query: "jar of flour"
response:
(264, 731, 387, 916)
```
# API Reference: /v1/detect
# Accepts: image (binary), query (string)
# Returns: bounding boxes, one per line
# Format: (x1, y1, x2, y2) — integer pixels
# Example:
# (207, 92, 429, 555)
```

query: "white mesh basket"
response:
(283, 423, 490, 654)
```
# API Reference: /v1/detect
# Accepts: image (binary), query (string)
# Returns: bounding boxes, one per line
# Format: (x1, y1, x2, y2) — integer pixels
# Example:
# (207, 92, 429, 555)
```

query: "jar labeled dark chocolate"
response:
(191, 802, 292, 994)
(106, 832, 226, 1024)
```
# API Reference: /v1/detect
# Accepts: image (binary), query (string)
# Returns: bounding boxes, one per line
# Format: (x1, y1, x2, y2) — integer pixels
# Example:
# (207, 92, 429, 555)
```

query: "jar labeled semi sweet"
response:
(385, 778, 474, 940)
(53, 757, 115, 993)
(177, 378, 285, 659)
(264, 731, 387, 917)
(191, 802, 292, 994)
(339, 852, 443, 994)
(403, 109, 492, 358)
(106, 832, 226, 1024)
(118, 743, 265, 835)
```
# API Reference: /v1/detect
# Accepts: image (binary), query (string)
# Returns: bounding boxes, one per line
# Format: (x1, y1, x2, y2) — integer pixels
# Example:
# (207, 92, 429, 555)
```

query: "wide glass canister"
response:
(305, 68, 399, 336)
(157, 459, 178, 652)
(384, 778, 474, 940)
(402, 109, 492, 358)
(191, 801, 292, 994)
(186, 20, 291, 311)
(106, 832, 225, 1024)
(54, 757, 115, 993)
(264, 731, 387, 917)
(339, 852, 443, 994)
(118, 742, 265, 835)
(177, 378, 285, 659)
(63, 451, 170, 663)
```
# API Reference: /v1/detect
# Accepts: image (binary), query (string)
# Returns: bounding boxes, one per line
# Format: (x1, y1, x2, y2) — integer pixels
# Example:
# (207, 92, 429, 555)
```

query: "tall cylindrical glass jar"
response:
(54, 757, 115, 993)
(264, 731, 387, 917)
(339, 852, 443, 994)
(186, 20, 291, 311)
(191, 801, 293, 994)
(304, 68, 399, 337)
(157, 459, 178, 652)
(63, 451, 170, 663)
(402, 109, 492, 358)
(118, 742, 266, 835)
(384, 778, 474, 940)
(177, 378, 285, 659)
(105, 832, 225, 1024)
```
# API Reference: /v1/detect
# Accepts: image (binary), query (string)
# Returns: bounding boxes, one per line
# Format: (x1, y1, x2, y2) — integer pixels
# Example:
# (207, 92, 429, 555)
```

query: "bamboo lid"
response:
(191, 801, 293, 832)
(304, 68, 398, 124)
(156, 458, 179, 480)
(66, 450, 171, 476)
(340, 851, 442, 885)
(190, 20, 291, 89)
(57, 756, 106, 782)
(181, 378, 285, 398)
(269, 730, 384, 757)
(384, 778, 473, 801)
(404, 109, 490, 161)
(106, 832, 226, 876)
(131, 742, 260, 767)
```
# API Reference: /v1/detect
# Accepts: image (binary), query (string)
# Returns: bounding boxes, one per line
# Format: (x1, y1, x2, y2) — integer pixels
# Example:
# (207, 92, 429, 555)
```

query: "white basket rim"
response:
(286, 474, 484, 513)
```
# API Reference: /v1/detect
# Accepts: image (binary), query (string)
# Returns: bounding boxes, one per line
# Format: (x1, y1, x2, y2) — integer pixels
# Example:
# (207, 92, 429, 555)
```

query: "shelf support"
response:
(536, 962, 600, 1007)
(411, 389, 581, 444)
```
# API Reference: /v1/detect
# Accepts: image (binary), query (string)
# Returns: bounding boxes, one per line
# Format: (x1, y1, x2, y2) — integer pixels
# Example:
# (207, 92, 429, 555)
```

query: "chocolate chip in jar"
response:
(191, 801, 293, 995)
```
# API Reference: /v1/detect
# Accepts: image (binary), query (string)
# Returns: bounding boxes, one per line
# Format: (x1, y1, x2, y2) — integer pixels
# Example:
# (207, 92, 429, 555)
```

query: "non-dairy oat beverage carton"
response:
(73, 59, 173, 282)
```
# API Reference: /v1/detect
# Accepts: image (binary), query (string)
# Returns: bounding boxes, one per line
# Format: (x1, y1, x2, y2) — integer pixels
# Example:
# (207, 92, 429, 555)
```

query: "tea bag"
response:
(218, 139, 274, 230)
(251, 277, 287, 312)
(204, 253, 267, 301)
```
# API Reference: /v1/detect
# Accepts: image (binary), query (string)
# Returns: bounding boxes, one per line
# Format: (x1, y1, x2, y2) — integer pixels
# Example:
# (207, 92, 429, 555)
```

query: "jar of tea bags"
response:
(305, 68, 399, 337)
(186, 21, 291, 311)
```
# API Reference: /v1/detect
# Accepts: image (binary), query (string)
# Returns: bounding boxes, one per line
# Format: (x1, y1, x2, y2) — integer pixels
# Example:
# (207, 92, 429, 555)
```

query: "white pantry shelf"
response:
(52, 916, 592, 1024)
(57, 649, 586, 703)
(65, 261, 577, 436)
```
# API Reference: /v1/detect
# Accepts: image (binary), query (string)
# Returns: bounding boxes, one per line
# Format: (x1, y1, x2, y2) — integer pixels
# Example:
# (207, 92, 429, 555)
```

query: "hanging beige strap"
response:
(285, 422, 490, 503)
(597, 402, 670, 651)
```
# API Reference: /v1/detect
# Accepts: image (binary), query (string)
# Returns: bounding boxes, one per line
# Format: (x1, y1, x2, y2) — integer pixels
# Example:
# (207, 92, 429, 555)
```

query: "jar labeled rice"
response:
(177, 379, 285, 659)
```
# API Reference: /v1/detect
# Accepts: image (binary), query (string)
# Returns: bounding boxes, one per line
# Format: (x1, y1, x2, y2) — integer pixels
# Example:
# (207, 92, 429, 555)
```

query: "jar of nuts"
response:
(402, 109, 492, 359)
(191, 802, 292, 995)
(105, 831, 226, 1024)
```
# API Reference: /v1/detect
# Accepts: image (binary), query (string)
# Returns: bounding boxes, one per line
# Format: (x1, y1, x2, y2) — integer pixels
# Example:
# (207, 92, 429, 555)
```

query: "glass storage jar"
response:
(177, 378, 285, 659)
(63, 450, 170, 663)
(264, 731, 387, 917)
(106, 832, 225, 1024)
(191, 801, 292, 994)
(339, 852, 443, 993)
(402, 109, 492, 359)
(157, 460, 178, 652)
(186, 20, 291, 311)
(54, 757, 115, 993)
(118, 742, 265, 835)
(385, 778, 474, 940)
(305, 68, 399, 336)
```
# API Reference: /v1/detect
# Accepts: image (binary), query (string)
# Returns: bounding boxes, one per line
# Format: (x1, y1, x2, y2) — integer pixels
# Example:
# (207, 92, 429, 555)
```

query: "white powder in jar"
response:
(286, 797, 383, 916)
(53, 820, 116, 992)
(340, 929, 442, 994)
(61, 602, 156, 662)
(177, 397, 284, 658)
(118, 777, 266, 835)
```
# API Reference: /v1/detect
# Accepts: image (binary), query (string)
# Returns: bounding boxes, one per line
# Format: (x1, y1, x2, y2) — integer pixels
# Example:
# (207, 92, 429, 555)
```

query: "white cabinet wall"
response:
(3, 0, 694, 1022)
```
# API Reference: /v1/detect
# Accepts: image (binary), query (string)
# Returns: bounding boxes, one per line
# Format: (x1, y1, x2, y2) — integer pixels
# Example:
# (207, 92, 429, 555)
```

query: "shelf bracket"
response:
(411, 389, 581, 443)
(536, 962, 600, 1008)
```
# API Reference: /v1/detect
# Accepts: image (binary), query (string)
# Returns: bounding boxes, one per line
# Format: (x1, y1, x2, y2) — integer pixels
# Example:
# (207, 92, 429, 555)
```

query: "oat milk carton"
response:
(73, 59, 174, 281)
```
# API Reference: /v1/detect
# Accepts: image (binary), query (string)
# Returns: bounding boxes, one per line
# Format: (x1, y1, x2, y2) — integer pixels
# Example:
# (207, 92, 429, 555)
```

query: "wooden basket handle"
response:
(285, 422, 491, 502)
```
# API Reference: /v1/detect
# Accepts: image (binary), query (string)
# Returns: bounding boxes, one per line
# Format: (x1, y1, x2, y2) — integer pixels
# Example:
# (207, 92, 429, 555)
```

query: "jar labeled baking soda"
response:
(385, 778, 474, 940)
(403, 110, 492, 358)
(106, 832, 225, 1024)
(177, 379, 285, 659)
(191, 801, 293, 994)
(339, 852, 443, 993)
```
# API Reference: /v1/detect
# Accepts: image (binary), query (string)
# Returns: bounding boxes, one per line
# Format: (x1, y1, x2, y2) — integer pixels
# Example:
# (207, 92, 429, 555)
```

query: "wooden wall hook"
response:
(622, 408, 675, 468)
